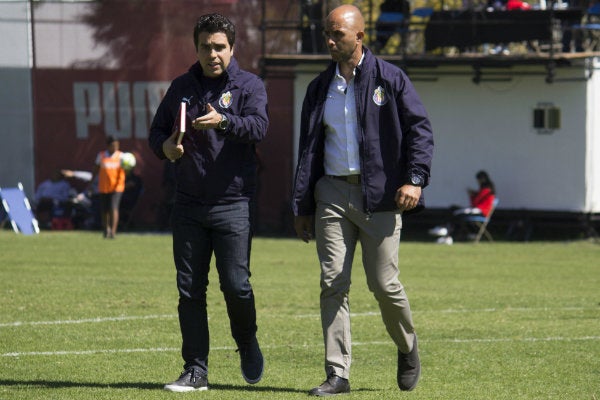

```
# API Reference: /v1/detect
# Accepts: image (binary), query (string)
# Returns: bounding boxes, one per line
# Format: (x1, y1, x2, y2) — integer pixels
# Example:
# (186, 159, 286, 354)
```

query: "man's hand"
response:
(395, 184, 422, 212)
(162, 131, 184, 161)
(294, 215, 314, 243)
(192, 103, 223, 130)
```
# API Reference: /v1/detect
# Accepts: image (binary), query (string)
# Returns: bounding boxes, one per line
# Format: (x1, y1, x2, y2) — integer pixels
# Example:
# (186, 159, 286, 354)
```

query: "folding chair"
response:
(463, 198, 499, 243)
(0, 182, 40, 235)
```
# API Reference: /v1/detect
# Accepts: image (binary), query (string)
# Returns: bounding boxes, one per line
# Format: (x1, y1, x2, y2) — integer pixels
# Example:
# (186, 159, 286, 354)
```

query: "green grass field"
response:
(1, 231, 599, 399)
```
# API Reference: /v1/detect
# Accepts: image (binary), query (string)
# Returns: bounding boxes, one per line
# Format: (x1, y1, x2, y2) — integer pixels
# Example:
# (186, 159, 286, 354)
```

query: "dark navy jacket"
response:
(149, 58, 268, 205)
(292, 48, 433, 216)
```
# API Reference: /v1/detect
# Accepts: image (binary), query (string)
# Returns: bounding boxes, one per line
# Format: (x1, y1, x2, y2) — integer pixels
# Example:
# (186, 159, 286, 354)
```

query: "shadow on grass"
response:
(0, 379, 378, 394)
(0, 380, 163, 390)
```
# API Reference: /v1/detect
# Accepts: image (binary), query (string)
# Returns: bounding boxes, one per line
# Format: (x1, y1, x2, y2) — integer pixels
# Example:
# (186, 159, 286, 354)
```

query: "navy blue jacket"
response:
(292, 48, 433, 216)
(149, 58, 268, 205)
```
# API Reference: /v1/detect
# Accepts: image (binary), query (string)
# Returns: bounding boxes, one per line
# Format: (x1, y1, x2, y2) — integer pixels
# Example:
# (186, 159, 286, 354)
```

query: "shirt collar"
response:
(334, 51, 365, 79)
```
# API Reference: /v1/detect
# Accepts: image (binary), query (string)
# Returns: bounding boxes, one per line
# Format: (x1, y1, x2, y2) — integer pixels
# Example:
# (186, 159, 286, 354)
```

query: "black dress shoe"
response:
(309, 374, 350, 396)
(237, 337, 264, 384)
(397, 335, 421, 391)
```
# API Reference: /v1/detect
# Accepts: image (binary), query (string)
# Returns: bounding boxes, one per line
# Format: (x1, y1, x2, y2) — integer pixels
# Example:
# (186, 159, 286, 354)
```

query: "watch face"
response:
(411, 175, 423, 186)
(219, 115, 228, 129)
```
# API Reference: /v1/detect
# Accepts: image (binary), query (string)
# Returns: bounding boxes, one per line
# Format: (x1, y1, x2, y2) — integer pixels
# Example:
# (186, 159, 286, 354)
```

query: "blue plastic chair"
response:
(378, 11, 405, 24)
(0, 182, 40, 235)
(411, 7, 434, 18)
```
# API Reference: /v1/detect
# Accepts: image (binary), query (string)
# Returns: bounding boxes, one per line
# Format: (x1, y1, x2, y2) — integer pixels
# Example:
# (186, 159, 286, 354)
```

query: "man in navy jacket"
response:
(149, 13, 268, 393)
(292, 4, 433, 396)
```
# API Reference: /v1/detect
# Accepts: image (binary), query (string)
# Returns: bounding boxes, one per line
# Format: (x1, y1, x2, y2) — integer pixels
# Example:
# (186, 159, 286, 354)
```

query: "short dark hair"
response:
(106, 135, 118, 145)
(193, 13, 235, 49)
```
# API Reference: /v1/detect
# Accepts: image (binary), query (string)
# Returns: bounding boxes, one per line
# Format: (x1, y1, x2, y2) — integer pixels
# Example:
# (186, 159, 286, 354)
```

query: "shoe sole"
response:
(164, 384, 208, 392)
(308, 389, 350, 396)
(399, 367, 420, 391)
(242, 367, 263, 384)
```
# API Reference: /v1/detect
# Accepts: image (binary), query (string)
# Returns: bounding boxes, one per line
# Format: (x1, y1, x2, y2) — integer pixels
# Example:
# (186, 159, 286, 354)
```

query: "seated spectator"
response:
(371, 0, 410, 52)
(561, 0, 587, 53)
(62, 169, 100, 229)
(34, 169, 73, 229)
(485, 0, 531, 54)
(429, 170, 497, 244)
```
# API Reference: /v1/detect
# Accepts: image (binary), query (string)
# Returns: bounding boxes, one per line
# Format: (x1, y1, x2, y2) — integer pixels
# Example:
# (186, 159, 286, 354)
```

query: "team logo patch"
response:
(219, 91, 233, 108)
(372, 86, 387, 106)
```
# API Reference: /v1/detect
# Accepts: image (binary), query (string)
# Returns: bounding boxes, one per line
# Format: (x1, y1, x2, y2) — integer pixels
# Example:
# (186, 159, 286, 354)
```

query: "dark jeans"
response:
(171, 201, 257, 374)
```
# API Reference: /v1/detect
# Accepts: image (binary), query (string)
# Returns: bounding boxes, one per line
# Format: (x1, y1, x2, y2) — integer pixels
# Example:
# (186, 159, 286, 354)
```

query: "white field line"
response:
(0, 306, 595, 327)
(295, 306, 594, 318)
(4, 336, 600, 358)
(2, 306, 599, 358)
(0, 314, 176, 328)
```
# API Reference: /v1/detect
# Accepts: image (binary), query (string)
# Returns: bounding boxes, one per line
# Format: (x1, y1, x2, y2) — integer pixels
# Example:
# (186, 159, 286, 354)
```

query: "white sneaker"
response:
(428, 226, 448, 237)
(436, 236, 453, 245)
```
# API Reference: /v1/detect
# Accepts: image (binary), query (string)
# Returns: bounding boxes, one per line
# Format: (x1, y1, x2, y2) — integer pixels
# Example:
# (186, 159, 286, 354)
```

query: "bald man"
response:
(292, 4, 434, 396)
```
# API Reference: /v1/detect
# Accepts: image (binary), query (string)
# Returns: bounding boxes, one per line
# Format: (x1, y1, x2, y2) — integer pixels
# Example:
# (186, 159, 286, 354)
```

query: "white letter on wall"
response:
(103, 82, 132, 139)
(73, 82, 102, 139)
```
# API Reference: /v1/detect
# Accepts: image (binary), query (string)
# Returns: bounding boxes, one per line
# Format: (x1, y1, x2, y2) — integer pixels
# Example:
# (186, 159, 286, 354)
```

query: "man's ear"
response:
(356, 31, 364, 42)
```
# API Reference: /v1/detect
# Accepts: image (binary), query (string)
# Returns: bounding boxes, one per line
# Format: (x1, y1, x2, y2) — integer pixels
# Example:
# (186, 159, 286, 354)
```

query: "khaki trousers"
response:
(314, 176, 416, 379)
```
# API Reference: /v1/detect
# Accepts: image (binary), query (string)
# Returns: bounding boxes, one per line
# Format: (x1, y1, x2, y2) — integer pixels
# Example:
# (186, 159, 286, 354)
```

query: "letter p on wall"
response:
(73, 82, 102, 139)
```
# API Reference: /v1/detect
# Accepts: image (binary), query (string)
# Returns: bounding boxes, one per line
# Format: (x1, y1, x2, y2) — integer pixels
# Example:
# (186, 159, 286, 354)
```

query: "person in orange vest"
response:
(93, 135, 125, 238)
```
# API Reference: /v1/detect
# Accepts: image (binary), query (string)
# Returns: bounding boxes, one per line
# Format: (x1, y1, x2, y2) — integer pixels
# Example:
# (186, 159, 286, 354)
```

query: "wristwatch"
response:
(408, 172, 425, 187)
(218, 113, 229, 130)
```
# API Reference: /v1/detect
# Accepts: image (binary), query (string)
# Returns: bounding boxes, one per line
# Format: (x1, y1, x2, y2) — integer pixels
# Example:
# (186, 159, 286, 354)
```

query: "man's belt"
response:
(327, 175, 361, 185)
